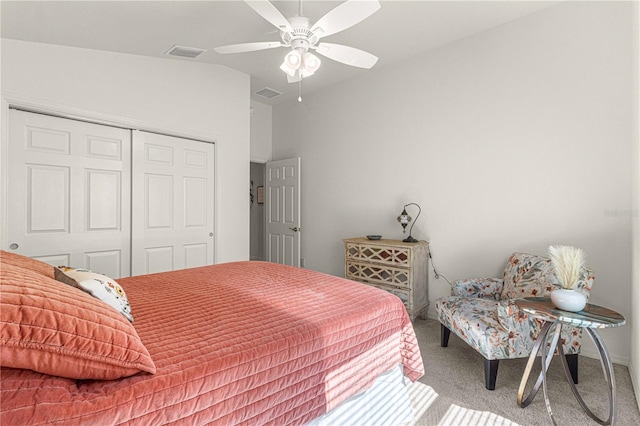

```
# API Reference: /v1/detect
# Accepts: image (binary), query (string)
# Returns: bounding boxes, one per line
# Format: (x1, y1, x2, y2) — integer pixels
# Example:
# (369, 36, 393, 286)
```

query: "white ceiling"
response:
(1, 1, 560, 105)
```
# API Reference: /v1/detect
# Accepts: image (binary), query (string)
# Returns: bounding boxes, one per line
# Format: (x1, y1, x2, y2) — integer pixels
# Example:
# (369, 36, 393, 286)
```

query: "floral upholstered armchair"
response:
(434, 252, 593, 390)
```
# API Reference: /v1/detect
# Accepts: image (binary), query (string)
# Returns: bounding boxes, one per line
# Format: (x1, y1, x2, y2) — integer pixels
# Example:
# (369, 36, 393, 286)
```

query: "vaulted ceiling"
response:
(1, 1, 559, 105)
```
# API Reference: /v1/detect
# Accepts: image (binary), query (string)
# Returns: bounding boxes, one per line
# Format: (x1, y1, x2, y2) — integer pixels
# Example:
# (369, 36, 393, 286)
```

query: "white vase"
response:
(551, 289, 586, 312)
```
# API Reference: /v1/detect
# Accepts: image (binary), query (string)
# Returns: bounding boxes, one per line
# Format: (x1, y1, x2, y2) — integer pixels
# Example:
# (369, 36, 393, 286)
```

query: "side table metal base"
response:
(517, 321, 616, 425)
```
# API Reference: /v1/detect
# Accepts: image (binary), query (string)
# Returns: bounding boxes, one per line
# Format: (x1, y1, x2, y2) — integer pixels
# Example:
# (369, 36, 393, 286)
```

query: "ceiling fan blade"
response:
(315, 43, 378, 69)
(245, 0, 293, 33)
(310, 0, 380, 39)
(214, 41, 282, 54)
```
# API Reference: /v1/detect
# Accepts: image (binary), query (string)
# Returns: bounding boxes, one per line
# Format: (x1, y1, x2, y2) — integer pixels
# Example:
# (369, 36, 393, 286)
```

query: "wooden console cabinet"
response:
(343, 237, 429, 320)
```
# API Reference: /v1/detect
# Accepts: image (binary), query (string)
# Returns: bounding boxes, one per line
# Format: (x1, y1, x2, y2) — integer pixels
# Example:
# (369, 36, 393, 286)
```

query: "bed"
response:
(0, 251, 424, 425)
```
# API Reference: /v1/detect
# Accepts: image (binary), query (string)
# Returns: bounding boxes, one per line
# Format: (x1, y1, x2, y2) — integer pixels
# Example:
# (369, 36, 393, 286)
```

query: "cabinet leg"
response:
(419, 307, 428, 320)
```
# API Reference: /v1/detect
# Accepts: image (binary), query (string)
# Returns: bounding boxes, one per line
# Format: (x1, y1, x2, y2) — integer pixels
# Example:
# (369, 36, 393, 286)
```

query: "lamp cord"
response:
(400, 203, 452, 285)
(429, 249, 452, 286)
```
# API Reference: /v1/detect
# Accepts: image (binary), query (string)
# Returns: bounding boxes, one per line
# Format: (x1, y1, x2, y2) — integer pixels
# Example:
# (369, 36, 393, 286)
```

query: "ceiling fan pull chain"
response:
(298, 78, 302, 102)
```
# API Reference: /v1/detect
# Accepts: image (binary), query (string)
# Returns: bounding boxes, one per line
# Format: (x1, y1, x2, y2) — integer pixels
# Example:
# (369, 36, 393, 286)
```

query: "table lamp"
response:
(397, 203, 421, 243)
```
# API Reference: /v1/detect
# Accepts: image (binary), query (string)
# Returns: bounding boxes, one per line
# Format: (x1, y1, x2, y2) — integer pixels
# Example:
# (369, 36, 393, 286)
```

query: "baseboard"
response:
(629, 361, 640, 413)
(426, 308, 438, 321)
(580, 347, 628, 366)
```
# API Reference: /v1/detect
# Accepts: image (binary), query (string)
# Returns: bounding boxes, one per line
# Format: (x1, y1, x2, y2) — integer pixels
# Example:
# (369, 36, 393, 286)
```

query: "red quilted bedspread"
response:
(1, 261, 424, 425)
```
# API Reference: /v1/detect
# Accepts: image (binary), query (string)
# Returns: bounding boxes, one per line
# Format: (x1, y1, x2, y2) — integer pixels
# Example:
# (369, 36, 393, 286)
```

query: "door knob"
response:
(289, 227, 300, 232)
(9, 243, 19, 250)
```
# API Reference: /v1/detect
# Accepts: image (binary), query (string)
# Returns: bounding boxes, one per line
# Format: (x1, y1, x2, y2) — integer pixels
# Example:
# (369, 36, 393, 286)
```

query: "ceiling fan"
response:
(214, 0, 381, 83)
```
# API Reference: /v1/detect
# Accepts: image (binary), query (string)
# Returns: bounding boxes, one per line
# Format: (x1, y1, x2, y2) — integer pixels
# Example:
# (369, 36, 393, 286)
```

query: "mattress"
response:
(1, 260, 424, 425)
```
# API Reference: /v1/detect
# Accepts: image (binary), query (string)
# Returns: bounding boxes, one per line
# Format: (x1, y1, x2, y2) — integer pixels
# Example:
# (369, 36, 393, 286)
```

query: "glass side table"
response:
(515, 297, 625, 426)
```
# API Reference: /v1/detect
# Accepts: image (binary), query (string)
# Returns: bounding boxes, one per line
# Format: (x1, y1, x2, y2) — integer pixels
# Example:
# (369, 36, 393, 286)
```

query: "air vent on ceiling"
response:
(255, 87, 282, 99)
(165, 45, 206, 59)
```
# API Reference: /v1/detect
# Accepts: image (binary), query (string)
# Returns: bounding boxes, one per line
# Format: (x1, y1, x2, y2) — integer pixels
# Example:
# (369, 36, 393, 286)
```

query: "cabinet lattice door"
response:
(344, 237, 429, 320)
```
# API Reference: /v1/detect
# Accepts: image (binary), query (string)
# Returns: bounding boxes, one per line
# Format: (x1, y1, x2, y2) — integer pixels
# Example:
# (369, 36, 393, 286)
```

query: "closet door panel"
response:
(145, 246, 174, 274)
(84, 250, 122, 279)
(184, 177, 207, 227)
(86, 169, 121, 231)
(26, 164, 70, 233)
(146, 174, 174, 229)
(184, 243, 208, 268)
(132, 131, 215, 276)
(6, 109, 131, 277)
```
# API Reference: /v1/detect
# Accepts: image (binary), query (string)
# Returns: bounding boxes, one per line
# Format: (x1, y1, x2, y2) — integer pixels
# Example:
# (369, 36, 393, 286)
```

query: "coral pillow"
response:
(55, 266, 134, 323)
(0, 263, 156, 380)
(0, 250, 54, 278)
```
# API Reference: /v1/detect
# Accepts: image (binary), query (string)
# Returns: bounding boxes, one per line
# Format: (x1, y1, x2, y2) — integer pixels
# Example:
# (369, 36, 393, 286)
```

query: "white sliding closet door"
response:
(131, 131, 215, 275)
(6, 109, 131, 278)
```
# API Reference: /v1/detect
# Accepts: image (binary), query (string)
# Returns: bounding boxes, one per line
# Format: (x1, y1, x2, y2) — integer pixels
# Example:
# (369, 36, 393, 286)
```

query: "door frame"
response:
(249, 161, 267, 261)
(1, 93, 219, 263)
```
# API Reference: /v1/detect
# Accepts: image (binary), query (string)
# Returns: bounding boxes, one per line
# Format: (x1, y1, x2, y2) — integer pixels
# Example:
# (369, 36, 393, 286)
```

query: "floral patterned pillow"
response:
(54, 267, 134, 322)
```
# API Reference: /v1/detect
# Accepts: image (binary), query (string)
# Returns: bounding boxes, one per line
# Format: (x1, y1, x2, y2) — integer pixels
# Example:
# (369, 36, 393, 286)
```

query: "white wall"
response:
(630, 0, 640, 409)
(1, 39, 250, 263)
(273, 1, 634, 363)
(250, 100, 272, 163)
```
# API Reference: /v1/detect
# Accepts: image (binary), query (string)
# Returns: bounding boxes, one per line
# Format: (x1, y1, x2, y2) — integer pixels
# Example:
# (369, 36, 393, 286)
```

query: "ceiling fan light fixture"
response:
(302, 52, 321, 73)
(280, 50, 302, 76)
(285, 50, 301, 66)
(280, 62, 297, 77)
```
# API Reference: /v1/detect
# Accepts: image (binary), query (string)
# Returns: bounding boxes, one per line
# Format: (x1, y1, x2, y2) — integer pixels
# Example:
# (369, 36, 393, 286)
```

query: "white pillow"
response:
(54, 267, 134, 323)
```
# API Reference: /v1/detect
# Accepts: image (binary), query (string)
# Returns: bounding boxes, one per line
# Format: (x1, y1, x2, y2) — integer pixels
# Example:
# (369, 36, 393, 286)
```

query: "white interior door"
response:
(6, 109, 131, 278)
(131, 131, 215, 275)
(266, 157, 300, 267)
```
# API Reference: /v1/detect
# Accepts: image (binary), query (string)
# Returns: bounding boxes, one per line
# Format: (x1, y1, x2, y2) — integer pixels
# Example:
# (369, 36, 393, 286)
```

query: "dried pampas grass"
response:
(548, 245, 586, 289)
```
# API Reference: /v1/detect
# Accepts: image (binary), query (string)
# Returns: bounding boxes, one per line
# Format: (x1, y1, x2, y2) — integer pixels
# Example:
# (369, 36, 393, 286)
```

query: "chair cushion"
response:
(452, 278, 504, 299)
(435, 296, 582, 360)
(436, 296, 521, 359)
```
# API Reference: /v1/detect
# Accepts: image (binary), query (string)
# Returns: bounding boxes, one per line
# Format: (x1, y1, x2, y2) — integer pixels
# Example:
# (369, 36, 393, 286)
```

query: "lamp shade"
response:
(302, 52, 321, 75)
(397, 208, 411, 231)
(280, 50, 302, 76)
(285, 50, 301, 66)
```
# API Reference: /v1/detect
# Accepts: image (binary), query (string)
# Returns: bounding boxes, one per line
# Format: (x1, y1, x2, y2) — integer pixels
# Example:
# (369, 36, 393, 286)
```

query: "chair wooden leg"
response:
(440, 324, 451, 347)
(484, 359, 499, 390)
(565, 353, 579, 384)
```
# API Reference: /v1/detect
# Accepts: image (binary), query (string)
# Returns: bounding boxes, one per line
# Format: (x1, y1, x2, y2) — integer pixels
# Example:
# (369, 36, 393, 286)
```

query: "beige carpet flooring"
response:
(407, 319, 640, 426)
